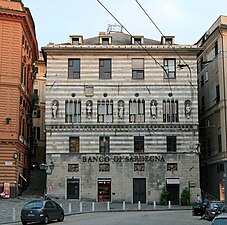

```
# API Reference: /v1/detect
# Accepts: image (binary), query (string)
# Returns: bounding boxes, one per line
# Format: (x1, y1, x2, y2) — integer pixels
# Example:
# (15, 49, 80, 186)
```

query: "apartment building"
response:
(42, 30, 202, 204)
(197, 16, 227, 201)
(0, 0, 38, 197)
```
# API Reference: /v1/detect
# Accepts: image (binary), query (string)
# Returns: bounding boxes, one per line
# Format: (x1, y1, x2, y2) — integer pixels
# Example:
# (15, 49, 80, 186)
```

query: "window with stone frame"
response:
(134, 163, 145, 171)
(69, 137, 80, 153)
(129, 99, 145, 123)
(99, 59, 111, 79)
(68, 59, 80, 79)
(163, 99, 179, 122)
(99, 136, 110, 153)
(163, 58, 176, 79)
(167, 136, 176, 152)
(68, 164, 79, 172)
(167, 163, 178, 172)
(134, 136, 144, 153)
(132, 59, 144, 79)
(99, 163, 110, 172)
(97, 100, 113, 123)
(65, 100, 81, 123)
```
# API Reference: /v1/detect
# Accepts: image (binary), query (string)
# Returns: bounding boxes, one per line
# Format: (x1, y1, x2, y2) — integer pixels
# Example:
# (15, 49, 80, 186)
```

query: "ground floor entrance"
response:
(98, 178, 111, 202)
(166, 178, 180, 205)
(67, 178, 79, 199)
(133, 178, 146, 203)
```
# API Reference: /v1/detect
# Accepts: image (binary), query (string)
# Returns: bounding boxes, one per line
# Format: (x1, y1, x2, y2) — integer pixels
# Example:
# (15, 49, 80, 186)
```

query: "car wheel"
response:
(22, 221, 27, 225)
(57, 213, 64, 222)
(44, 216, 49, 224)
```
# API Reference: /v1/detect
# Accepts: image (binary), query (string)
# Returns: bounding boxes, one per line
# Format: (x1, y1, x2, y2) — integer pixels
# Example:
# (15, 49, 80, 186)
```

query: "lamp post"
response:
(40, 162, 55, 175)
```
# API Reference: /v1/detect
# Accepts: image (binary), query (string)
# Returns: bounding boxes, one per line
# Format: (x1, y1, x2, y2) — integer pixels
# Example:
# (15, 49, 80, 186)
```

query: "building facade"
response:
(42, 31, 201, 204)
(197, 16, 227, 201)
(32, 52, 46, 168)
(0, 0, 38, 197)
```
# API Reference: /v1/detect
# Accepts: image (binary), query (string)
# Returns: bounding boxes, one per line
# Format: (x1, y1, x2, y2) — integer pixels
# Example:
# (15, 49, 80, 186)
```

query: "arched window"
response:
(129, 99, 145, 123)
(65, 100, 81, 123)
(163, 99, 178, 122)
(97, 99, 113, 123)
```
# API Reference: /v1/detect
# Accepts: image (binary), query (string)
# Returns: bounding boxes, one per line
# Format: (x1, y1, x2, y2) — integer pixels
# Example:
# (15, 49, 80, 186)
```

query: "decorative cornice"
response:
(45, 123, 198, 132)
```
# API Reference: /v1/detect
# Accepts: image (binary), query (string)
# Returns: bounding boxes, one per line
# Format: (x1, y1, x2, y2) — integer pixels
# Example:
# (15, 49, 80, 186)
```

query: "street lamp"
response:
(40, 162, 55, 175)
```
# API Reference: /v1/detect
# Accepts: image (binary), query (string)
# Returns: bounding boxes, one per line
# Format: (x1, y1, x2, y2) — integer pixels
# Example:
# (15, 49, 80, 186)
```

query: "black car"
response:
(21, 200, 64, 225)
(192, 202, 203, 216)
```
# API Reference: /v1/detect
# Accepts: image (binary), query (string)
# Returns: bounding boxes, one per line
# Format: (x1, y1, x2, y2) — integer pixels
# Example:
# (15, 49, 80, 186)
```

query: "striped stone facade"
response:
(42, 32, 202, 204)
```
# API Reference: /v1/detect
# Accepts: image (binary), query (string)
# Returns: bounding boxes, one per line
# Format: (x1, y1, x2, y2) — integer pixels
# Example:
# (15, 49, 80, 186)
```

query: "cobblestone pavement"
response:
(0, 195, 192, 224)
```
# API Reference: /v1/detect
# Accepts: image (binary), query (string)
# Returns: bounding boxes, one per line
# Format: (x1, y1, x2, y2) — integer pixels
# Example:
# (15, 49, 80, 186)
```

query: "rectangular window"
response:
(134, 38, 142, 45)
(164, 59, 176, 79)
(99, 164, 110, 172)
(134, 136, 144, 153)
(72, 38, 79, 45)
(215, 41, 218, 56)
(165, 38, 173, 45)
(216, 84, 220, 103)
(167, 136, 176, 152)
(99, 136, 110, 153)
(201, 75, 204, 87)
(68, 59, 80, 79)
(97, 100, 113, 123)
(218, 134, 222, 153)
(69, 137, 79, 153)
(132, 59, 144, 79)
(102, 38, 110, 45)
(99, 59, 111, 79)
(167, 163, 178, 172)
(129, 100, 145, 123)
(65, 100, 81, 123)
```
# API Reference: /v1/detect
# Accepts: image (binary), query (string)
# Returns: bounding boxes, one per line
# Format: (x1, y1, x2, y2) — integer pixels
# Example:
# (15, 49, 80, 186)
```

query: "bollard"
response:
(92, 202, 95, 211)
(123, 201, 126, 210)
(153, 201, 156, 210)
(107, 201, 110, 211)
(12, 207, 16, 221)
(138, 201, 141, 210)
(68, 202, 72, 214)
(168, 200, 171, 210)
(80, 202, 83, 212)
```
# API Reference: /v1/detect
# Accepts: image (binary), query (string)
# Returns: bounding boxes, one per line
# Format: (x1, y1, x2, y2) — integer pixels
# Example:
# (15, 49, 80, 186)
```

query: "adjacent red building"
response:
(0, 0, 38, 197)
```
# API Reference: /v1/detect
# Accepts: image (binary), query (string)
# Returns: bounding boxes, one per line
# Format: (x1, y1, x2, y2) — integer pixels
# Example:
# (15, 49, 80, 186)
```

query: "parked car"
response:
(220, 204, 227, 213)
(192, 202, 203, 216)
(20, 199, 64, 225)
(211, 213, 227, 225)
(204, 201, 223, 221)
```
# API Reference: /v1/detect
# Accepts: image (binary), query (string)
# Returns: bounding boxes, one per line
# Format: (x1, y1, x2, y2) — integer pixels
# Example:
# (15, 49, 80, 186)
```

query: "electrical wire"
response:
(134, 0, 195, 90)
(97, 0, 173, 96)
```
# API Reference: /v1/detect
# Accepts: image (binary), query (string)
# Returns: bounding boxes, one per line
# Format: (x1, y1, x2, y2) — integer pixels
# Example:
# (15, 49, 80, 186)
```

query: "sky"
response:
(22, 0, 227, 49)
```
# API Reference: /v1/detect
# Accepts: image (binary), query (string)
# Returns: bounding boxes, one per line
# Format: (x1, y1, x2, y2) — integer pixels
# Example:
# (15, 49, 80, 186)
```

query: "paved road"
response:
(12, 210, 210, 225)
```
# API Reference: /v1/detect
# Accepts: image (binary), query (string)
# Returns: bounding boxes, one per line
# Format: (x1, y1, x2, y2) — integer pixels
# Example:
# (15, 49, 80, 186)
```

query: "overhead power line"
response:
(97, 0, 173, 96)
(134, 0, 193, 88)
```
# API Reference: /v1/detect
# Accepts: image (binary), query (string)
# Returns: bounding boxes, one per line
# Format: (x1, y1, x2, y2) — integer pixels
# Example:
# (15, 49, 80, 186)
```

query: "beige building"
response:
(32, 52, 46, 168)
(197, 16, 227, 201)
(42, 30, 202, 204)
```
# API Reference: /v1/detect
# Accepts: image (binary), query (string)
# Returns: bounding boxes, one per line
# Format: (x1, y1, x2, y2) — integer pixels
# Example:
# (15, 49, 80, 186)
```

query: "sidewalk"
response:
(0, 195, 192, 224)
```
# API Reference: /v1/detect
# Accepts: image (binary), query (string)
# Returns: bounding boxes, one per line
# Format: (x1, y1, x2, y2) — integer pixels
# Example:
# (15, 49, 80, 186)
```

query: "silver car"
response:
(211, 213, 227, 225)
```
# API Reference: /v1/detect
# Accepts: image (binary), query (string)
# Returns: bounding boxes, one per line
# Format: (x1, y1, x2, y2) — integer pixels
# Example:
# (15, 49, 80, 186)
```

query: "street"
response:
(13, 210, 210, 225)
